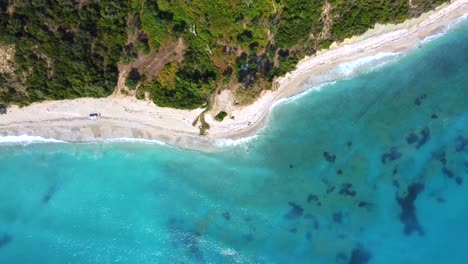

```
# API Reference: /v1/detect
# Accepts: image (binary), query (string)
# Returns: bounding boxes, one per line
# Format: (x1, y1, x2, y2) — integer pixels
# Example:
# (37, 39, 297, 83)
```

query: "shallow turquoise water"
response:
(0, 22, 467, 263)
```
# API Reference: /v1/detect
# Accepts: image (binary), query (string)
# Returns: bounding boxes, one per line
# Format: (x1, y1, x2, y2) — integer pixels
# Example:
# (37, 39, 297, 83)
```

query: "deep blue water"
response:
(0, 22, 467, 264)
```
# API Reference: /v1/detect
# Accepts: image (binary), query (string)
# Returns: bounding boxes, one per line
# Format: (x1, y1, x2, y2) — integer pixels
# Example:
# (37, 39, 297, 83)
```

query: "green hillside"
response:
(0, 0, 449, 108)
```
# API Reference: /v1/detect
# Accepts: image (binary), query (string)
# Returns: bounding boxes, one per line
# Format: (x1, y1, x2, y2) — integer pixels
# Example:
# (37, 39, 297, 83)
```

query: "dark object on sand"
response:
(0, 104, 6, 115)
(88, 113, 101, 119)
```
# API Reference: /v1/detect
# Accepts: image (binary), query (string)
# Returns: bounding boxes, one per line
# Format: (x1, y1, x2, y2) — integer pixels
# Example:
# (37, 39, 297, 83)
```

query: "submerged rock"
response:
(414, 94, 427, 106)
(244, 233, 254, 242)
(42, 185, 58, 204)
(304, 214, 320, 229)
(336, 252, 347, 263)
(416, 127, 431, 149)
(333, 211, 344, 224)
(357, 201, 373, 210)
(0, 234, 12, 248)
(349, 245, 372, 264)
(323, 152, 336, 163)
(168, 218, 204, 262)
(406, 132, 419, 144)
(397, 183, 425, 236)
(431, 149, 446, 165)
(222, 212, 231, 221)
(455, 136, 468, 152)
(442, 167, 454, 178)
(307, 194, 319, 203)
(284, 202, 304, 220)
(339, 183, 356, 197)
(381, 147, 402, 164)
(393, 179, 400, 188)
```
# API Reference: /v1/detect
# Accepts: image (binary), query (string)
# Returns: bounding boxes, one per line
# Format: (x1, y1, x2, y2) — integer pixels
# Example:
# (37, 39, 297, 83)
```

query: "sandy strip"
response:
(0, 0, 467, 151)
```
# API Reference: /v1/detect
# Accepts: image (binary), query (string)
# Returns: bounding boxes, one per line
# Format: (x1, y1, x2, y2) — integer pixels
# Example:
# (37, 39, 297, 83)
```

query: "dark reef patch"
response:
(455, 177, 463, 186)
(431, 113, 438, 119)
(381, 147, 402, 164)
(333, 211, 344, 224)
(349, 245, 372, 264)
(339, 183, 356, 197)
(416, 127, 431, 149)
(0, 233, 12, 248)
(455, 136, 468, 152)
(42, 185, 59, 204)
(358, 201, 373, 210)
(337, 169, 343, 175)
(336, 252, 347, 263)
(244, 233, 254, 242)
(305, 231, 312, 241)
(397, 183, 425, 236)
(323, 152, 336, 163)
(326, 186, 336, 194)
(307, 194, 319, 203)
(414, 94, 427, 106)
(406, 132, 419, 145)
(284, 202, 304, 220)
(222, 212, 231, 221)
(442, 167, 454, 179)
(432, 149, 446, 165)
(168, 218, 204, 262)
(304, 214, 320, 229)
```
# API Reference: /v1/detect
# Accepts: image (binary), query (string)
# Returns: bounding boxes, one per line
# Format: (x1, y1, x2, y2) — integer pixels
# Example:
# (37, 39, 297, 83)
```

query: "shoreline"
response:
(0, 0, 467, 152)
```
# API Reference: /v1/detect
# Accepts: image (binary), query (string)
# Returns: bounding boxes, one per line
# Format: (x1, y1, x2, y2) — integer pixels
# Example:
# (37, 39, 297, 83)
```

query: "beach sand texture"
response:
(0, 0, 467, 151)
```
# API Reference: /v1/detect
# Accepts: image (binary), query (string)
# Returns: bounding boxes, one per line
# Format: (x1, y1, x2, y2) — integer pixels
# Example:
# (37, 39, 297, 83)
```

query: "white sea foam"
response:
(421, 32, 445, 44)
(422, 14, 467, 44)
(214, 135, 258, 147)
(220, 248, 238, 256)
(271, 81, 335, 111)
(335, 52, 401, 76)
(271, 53, 401, 110)
(446, 13, 468, 30)
(0, 135, 67, 144)
(103, 137, 166, 145)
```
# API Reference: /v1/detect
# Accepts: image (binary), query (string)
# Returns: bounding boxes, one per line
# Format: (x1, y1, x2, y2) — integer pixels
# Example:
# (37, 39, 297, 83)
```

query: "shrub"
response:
(214, 111, 228, 121)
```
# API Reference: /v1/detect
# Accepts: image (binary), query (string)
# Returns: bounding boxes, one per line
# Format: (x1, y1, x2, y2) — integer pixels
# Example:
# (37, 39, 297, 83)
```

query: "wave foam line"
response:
(214, 135, 258, 147)
(422, 13, 468, 44)
(335, 52, 402, 76)
(0, 135, 67, 144)
(271, 81, 335, 111)
(103, 137, 166, 145)
(271, 52, 401, 112)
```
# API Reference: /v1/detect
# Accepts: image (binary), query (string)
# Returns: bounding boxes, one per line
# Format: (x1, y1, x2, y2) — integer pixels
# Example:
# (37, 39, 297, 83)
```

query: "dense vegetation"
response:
(0, 0, 129, 106)
(214, 111, 228, 122)
(0, 0, 450, 109)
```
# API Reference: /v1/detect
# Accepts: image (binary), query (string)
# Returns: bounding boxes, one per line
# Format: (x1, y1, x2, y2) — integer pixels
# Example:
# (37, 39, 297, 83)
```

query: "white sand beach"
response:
(0, 0, 467, 151)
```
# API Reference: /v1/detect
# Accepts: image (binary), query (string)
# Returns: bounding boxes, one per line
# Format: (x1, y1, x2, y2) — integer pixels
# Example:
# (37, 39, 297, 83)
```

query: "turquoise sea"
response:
(1, 22, 467, 263)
